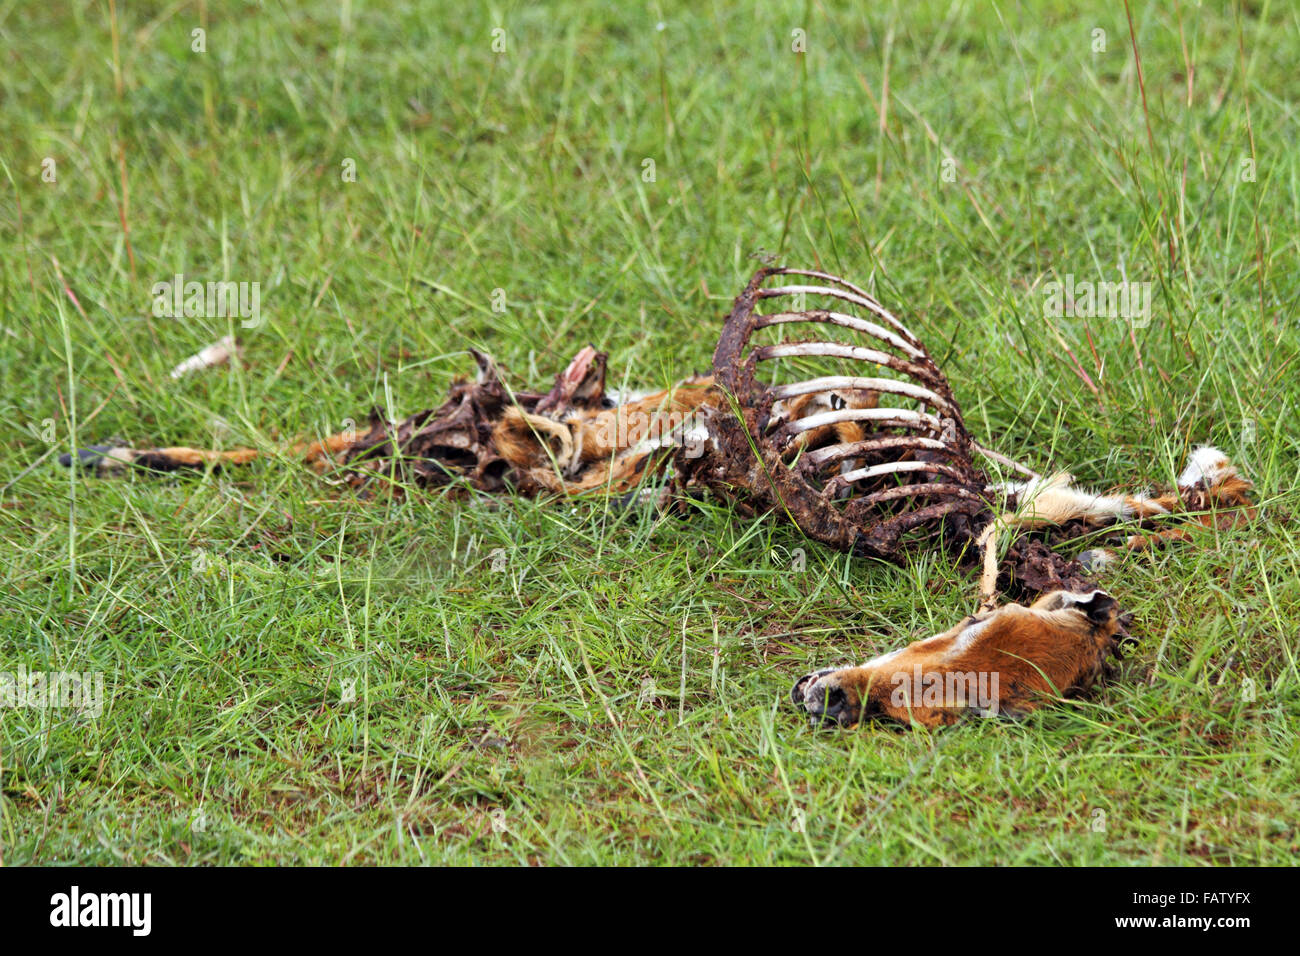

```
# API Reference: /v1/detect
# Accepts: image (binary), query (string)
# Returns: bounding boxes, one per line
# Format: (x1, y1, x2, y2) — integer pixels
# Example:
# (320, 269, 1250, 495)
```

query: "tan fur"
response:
(793, 589, 1127, 728)
(92, 428, 359, 476)
(492, 376, 716, 494)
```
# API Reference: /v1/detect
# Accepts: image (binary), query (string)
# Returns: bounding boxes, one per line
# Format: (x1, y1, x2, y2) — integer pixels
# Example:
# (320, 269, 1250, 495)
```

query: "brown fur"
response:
(492, 375, 717, 494)
(792, 589, 1129, 728)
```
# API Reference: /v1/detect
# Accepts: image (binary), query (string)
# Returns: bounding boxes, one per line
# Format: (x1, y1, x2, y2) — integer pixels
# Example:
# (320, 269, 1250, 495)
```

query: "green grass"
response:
(2, 0, 1298, 865)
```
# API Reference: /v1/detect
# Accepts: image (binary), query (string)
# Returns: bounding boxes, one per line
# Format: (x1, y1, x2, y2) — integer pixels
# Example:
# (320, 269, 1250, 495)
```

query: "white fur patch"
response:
(1000, 476, 1134, 519)
(987, 472, 1070, 499)
(1178, 445, 1232, 489)
(859, 646, 903, 669)
(949, 617, 992, 655)
(1070, 490, 1135, 519)
(99, 448, 136, 473)
(1059, 589, 1105, 608)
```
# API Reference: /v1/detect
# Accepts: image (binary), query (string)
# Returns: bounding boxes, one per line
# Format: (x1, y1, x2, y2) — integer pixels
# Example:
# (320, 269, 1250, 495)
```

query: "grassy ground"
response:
(2, 0, 1298, 865)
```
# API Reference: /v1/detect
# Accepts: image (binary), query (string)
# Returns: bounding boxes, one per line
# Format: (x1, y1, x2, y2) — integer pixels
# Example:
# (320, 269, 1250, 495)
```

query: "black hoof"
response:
(790, 668, 835, 706)
(792, 669, 858, 727)
(58, 445, 115, 469)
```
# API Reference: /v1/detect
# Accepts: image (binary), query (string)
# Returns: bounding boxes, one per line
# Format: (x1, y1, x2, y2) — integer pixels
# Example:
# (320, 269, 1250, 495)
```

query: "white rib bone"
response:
(769, 375, 954, 415)
(758, 284, 921, 346)
(754, 311, 925, 359)
(770, 268, 888, 311)
(754, 341, 902, 374)
(785, 407, 940, 435)
(805, 436, 949, 467)
(835, 460, 967, 485)
(860, 483, 984, 503)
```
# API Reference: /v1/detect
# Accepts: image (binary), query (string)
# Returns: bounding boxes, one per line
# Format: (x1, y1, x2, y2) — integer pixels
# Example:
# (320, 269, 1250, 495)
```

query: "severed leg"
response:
(791, 590, 1129, 728)
(58, 428, 360, 477)
(1074, 446, 1256, 572)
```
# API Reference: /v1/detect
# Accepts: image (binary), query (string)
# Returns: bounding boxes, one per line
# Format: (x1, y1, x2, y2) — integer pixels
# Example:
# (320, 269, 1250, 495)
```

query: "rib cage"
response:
(679, 267, 992, 561)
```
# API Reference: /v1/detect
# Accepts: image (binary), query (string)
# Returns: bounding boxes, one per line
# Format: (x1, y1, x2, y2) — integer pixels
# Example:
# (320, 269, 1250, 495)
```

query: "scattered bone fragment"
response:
(170, 335, 239, 380)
